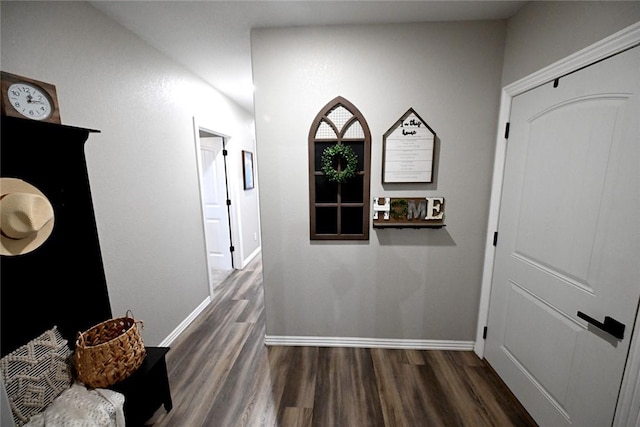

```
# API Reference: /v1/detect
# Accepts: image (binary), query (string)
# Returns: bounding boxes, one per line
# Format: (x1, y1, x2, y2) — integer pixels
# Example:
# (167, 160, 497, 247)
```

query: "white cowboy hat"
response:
(0, 178, 55, 256)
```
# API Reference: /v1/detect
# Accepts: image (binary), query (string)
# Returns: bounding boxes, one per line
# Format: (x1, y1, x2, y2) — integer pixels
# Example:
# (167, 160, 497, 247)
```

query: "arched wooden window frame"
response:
(308, 96, 371, 240)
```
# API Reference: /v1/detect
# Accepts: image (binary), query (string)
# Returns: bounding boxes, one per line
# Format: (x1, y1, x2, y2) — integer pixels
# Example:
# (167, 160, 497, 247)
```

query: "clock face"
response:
(7, 82, 53, 120)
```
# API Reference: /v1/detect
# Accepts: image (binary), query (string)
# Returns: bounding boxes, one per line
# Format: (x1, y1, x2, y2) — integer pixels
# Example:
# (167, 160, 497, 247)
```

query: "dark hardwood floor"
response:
(149, 256, 537, 427)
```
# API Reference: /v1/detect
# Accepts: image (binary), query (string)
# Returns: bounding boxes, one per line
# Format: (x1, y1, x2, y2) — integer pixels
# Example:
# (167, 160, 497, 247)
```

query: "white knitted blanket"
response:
(24, 382, 125, 427)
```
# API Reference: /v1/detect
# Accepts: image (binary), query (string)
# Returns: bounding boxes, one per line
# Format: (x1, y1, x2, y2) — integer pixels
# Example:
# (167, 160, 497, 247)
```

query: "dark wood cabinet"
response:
(111, 347, 173, 426)
(1, 117, 173, 425)
(1, 116, 112, 355)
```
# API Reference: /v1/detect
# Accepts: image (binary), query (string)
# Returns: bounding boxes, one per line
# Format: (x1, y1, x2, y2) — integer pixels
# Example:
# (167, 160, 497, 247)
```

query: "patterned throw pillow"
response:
(0, 327, 73, 426)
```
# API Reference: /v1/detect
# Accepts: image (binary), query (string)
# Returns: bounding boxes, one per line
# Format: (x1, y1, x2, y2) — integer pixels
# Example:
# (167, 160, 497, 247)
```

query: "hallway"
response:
(150, 256, 536, 426)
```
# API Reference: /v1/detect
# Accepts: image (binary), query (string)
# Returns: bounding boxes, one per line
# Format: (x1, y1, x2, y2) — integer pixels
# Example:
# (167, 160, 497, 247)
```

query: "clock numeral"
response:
(13, 102, 21, 108)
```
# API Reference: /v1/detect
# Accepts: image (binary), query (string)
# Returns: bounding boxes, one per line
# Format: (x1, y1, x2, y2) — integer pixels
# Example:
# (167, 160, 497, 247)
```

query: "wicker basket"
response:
(74, 311, 146, 388)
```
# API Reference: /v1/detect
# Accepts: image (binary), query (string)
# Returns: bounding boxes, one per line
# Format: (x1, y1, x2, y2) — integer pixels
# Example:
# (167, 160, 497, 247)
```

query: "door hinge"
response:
(230, 245, 235, 253)
(222, 149, 228, 156)
(493, 231, 498, 246)
(226, 199, 231, 206)
(504, 122, 510, 139)
(483, 326, 488, 339)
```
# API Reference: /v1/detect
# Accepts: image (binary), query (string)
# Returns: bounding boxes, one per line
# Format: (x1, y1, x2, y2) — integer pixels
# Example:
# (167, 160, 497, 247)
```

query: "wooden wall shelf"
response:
(373, 221, 445, 229)
(372, 197, 445, 229)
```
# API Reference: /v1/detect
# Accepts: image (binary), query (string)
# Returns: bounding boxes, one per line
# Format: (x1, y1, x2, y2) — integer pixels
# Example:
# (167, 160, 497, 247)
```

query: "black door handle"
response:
(577, 311, 625, 340)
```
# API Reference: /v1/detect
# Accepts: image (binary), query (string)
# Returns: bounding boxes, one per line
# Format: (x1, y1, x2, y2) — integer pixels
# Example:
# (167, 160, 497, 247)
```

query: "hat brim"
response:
(1, 178, 55, 256)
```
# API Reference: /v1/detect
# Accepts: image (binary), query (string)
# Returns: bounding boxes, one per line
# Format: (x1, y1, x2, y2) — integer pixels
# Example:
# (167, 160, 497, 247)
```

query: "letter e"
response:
(426, 198, 444, 220)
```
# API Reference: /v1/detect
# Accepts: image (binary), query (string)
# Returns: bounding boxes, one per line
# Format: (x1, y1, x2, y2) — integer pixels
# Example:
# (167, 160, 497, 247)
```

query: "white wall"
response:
(0, 1, 260, 345)
(252, 21, 506, 343)
(502, 1, 640, 86)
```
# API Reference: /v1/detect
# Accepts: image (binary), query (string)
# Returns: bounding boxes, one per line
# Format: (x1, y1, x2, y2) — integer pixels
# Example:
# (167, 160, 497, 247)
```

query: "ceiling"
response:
(90, 1, 528, 113)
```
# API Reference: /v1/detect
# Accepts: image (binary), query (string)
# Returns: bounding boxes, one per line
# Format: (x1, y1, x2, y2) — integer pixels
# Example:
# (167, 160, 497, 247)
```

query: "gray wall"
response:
(502, 1, 640, 86)
(252, 21, 506, 342)
(0, 1, 260, 346)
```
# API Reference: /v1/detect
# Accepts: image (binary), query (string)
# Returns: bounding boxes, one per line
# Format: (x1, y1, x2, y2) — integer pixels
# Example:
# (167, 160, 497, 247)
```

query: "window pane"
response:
(343, 121, 364, 139)
(315, 176, 338, 202)
(315, 119, 338, 139)
(341, 176, 363, 203)
(342, 207, 364, 234)
(314, 141, 337, 172)
(316, 207, 338, 234)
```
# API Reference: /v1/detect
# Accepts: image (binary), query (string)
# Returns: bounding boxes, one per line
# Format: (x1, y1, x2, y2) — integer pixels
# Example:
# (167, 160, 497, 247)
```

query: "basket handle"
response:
(76, 330, 86, 346)
(126, 309, 144, 330)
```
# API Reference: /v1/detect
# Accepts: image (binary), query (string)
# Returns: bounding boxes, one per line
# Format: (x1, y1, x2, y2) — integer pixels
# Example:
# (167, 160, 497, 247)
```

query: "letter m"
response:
(407, 200, 427, 220)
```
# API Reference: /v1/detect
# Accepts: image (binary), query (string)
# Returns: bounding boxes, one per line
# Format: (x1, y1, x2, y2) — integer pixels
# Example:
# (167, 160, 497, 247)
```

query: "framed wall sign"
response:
(242, 150, 254, 190)
(382, 108, 436, 184)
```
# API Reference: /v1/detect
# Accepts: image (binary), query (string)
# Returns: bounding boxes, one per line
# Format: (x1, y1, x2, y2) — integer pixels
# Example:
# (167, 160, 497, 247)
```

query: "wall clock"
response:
(1, 71, 61, 124)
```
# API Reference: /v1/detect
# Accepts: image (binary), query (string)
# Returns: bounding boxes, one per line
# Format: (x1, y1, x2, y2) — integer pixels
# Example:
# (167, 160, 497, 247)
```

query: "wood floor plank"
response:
(412, 358, 465, 426)
(240, 344, 295, 427)
(346, 348, 385, 425)
(277, 346, 317, 410)
(373, 348, 454, 426)
(473, 361, 539, 427)
(427, 350, 497, 426)
(312, 347, 386, 426)
(280, 407, 313, 427)
(202, 316, 268, 426)
(371, 348, 414, 426)
(149, 256, 537, 427)
(158, 322, 253, 426)
(311, 347, 343, 427)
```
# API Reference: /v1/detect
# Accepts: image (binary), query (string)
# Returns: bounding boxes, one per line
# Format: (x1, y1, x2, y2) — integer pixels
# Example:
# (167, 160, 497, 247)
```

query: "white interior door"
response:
(485, 46, 640, 427)
(200, 136, 233, 274)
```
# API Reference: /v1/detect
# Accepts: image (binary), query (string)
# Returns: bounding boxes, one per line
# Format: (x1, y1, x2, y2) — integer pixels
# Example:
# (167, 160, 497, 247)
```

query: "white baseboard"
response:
(159, 296, 211, 347)
(241, 247, 261, 269)
(264, 335, 474, 351)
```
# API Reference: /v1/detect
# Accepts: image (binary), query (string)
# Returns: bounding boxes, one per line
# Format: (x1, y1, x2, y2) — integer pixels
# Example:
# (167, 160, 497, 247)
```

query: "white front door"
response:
(485, 46, 640, 426)
(200, 136, 233, 275)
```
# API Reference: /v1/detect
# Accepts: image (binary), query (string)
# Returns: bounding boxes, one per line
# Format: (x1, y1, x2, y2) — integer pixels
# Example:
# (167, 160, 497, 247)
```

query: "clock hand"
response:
(27, 95, 44, 104)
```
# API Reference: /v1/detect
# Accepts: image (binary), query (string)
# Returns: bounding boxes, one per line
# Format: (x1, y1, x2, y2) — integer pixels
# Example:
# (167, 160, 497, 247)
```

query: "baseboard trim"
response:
(264, 335, 474, 351)
(159, 296, 211, 347)
(241, 247, 261, 269)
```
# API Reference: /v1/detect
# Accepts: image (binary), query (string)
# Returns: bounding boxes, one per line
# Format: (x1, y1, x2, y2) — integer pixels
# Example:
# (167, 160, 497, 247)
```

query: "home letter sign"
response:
(373, 197, 445, 228)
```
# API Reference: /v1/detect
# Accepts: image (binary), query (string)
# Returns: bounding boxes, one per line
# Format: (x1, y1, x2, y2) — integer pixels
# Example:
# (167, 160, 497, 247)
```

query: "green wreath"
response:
(321, 144, 358, 184)
(390, 199, 408, 219)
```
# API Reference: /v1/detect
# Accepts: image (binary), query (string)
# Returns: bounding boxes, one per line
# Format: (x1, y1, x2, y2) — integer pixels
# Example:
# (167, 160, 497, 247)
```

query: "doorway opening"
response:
(195, 125, 235, 297)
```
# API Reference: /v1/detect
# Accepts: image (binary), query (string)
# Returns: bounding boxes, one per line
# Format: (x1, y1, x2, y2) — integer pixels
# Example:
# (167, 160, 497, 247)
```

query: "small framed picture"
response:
(242, 150, 254, 190)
